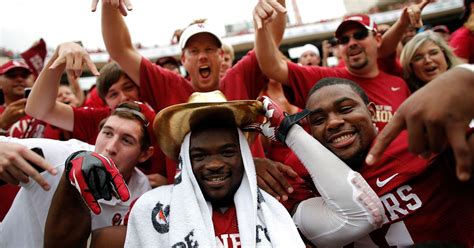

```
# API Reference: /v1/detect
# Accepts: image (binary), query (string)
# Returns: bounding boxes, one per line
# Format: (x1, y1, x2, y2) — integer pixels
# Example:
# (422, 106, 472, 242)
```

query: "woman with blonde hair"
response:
(400, 30, 462, 92)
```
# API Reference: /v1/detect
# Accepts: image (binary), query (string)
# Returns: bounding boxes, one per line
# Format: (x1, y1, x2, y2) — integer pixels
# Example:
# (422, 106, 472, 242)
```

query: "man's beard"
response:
(349, 57, 369, 70)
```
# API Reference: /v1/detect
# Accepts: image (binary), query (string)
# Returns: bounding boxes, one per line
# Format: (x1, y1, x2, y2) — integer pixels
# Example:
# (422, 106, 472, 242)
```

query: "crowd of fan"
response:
(0, 0, 473, 247)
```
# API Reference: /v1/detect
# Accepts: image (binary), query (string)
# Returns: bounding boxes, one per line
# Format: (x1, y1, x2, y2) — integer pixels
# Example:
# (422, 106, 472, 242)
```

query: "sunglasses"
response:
(114, 102, 150, 128)
(337, 29, 371, 45)
(4, 69, 31, 79)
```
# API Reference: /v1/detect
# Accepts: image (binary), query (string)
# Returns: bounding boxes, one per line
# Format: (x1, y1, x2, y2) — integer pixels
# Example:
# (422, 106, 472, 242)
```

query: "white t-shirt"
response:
(0, 137, 151, 247)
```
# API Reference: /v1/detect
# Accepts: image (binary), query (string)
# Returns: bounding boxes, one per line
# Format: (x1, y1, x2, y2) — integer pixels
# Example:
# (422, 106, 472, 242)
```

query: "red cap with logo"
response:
(0, 60, 32, 75)
(335, 14, 378, 38)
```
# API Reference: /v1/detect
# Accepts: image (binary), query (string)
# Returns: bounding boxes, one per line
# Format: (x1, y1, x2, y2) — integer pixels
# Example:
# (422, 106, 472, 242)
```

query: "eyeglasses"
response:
(337, 29, 370, 45)
(114, 102, 150, 128)
(410, 49, 444, 63)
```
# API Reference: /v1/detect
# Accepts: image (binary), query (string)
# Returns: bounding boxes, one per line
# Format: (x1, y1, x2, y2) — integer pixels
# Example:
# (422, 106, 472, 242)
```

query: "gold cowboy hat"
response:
(153, 90, 264, 160)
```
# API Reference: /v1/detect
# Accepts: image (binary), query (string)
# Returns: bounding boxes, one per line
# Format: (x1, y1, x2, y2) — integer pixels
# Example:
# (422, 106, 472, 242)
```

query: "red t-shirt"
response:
(339, 55, 404, 78)
(284, 62, 410, 131)
(139, 50, 266, 112)
(72, 106, 111, 145)
(0, 184, 20, 221)
(213, 204, 240, 247)
(377, 54, 403, 78)
(285, 132, 474, 246)
(139, 50, 267, 180)
(83, 86, 107, 108)
(450, 26, 474, 64)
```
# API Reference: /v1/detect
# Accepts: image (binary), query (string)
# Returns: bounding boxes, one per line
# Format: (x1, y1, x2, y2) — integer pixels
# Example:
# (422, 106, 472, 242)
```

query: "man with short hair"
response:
(253, 11, 414, 202)
(98, 0, 286, 111)
(25, 42, 167, 182)
(274, 77, 474, 246)
(0, 101, 155, 247)
(97, 0, 289, 182)
(255, 13, 410, 131)
(26, 43, 135, 144)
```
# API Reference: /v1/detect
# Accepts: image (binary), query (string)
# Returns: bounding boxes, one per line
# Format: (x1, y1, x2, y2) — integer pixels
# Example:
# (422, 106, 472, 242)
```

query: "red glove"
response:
(244, 96, 310, 143)
(65, 151, 130, 214)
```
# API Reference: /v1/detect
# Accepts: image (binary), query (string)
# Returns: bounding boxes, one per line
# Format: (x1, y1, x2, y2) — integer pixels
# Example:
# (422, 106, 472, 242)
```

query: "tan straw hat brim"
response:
(154, 100, 263, 160)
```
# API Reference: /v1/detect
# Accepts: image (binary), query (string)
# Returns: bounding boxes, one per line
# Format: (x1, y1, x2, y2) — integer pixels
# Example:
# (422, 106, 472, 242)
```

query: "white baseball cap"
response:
(179, 23, 222, 50)
(288, 44, 320, 59)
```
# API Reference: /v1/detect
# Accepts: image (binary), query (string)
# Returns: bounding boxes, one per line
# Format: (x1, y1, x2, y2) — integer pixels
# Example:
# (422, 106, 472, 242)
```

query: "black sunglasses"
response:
(4, 69, 31, 79)
(337, 29, 370, 45)
(114, 102, 150, 128)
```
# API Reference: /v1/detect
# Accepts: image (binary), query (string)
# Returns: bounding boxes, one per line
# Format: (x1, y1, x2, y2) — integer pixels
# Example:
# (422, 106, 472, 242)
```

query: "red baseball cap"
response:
(0, 60, 32, 75)
(335, 14, 378, 38)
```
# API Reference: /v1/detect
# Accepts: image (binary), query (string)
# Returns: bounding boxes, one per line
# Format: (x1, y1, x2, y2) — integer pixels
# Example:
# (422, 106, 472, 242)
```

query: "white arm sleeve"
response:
(285, 125, 383, 247)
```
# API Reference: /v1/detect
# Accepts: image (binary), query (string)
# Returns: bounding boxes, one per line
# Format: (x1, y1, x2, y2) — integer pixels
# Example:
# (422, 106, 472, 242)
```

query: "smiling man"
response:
(40, 91, 305, 247)
(123, 91, 304, 247)
(283, 77, 474, 246)
(255, 13, 410, 131)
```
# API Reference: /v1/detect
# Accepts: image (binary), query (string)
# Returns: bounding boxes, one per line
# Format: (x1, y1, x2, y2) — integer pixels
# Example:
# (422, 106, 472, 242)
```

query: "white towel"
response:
(125, 129, 304, 247)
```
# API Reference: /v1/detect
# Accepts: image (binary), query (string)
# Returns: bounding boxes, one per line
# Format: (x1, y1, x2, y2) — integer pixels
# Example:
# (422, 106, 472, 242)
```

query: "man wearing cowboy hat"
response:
(42, 91, 382, 247)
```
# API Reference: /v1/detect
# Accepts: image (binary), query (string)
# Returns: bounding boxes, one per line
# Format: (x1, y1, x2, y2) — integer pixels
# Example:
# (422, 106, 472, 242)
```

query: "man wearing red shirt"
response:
(449, 0, 474, 63)
(25, 42, 167, 185)
(0, 61, 63, 140)
(281, 77, 474, 246)
(255, 13, 411, 131)
(99, 0, 287, 180)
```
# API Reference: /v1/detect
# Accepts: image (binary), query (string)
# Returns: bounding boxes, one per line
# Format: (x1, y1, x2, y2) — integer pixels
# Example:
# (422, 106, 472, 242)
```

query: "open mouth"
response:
(199, 66, 211, 79)
(423, 66, 437, 73)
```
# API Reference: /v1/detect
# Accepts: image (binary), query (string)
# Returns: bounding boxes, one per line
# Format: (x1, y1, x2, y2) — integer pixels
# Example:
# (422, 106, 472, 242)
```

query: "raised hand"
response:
(92, 0, 133, 16)
(50, 42, 100, 79)
(65, 151, 130, 214)
(402, 0, 433, 28)
(253, 0, 287, 29)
